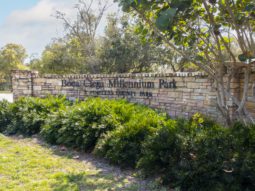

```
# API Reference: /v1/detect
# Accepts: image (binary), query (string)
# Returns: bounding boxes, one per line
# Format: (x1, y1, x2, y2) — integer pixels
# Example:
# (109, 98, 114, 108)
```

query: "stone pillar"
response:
(11, 70, 38, 100)
(225, 74, 241, 121)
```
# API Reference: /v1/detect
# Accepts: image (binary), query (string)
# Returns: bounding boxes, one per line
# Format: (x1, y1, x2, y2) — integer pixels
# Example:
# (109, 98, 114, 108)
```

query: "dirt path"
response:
(12, 135, 169, 191)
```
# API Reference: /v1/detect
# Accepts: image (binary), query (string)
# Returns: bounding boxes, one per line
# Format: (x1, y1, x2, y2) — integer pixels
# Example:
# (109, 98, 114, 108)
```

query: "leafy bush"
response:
(177, 124, 233, 190)
(42, 98, 123, 151)
(40, 107, 67, 144)
(0, 96, 254, 190)
(137, 115, 255, 191)
(0, 100, 11, 132)
(137, 121, 179, 179)
(228, 122, 255, 190)
(94, 106, 169, 167)
(4, 96, 70, 135)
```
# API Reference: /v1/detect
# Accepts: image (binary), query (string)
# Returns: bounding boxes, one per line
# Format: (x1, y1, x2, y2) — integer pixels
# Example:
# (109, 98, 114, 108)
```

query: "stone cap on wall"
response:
(11, 70, 208, 79)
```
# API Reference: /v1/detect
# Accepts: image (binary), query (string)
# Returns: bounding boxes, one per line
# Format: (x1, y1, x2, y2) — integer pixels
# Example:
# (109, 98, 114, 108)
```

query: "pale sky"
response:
(0, 0, 120, 59)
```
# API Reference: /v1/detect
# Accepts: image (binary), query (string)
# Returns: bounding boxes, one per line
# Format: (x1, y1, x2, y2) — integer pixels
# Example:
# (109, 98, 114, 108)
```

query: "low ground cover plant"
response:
(0, 97, 254, 190)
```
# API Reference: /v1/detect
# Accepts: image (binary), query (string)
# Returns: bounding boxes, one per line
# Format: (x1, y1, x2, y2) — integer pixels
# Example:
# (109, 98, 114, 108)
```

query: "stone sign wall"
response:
(11, 70, 255, 123)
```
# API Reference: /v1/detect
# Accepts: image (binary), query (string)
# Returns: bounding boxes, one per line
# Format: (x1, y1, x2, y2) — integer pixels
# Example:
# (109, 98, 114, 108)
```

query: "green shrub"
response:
(0, 100, 12, 132)
(5, 96, 69, 135)
(1, 96, 254, 190)
(41, 98, 126, 151)
(137, 114, 255, 191)
(40, 107, 67, 144)
(94, 107, 169, 167)
(177, 124, 233, 191)
(190, 112, 218, 129)
(228, 122, 255, 190)
(137, 120, 180, 181)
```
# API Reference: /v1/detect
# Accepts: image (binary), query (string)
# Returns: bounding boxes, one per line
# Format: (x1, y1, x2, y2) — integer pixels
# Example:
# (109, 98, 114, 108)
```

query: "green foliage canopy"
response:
(0, 43, 28, 80)
(115, 0, 255, 66)
(114, 0, 255, 124)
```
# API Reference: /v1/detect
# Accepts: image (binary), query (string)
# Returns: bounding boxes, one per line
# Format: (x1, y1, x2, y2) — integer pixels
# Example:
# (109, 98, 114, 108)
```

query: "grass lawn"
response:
(0, 134, 166, 191)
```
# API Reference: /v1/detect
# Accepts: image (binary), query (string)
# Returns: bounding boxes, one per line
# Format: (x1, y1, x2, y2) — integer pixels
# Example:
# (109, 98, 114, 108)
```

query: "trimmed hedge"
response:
(41, 98, 127, 151)
(0, 100, 11, 132)
(2, 96, 70, 135)
(94, 108, 169, 167)
(0, 97, 254, 190)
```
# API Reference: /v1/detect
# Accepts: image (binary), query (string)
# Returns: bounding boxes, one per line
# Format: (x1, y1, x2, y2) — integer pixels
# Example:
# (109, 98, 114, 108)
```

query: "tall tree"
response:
(115, 0, 255, 124)
(56, 0, 110, 73)
(30, 38, 86, 74)
(0, 43, 27, 80)
(98, 14, 180, 73)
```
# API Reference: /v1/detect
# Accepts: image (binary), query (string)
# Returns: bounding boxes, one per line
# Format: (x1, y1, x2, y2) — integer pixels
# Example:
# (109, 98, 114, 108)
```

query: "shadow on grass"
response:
(51, 172, 144, 191)
(48, 145, 166, 190)
(11, 136, 167, 191)
(52, 173, 85, 191)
